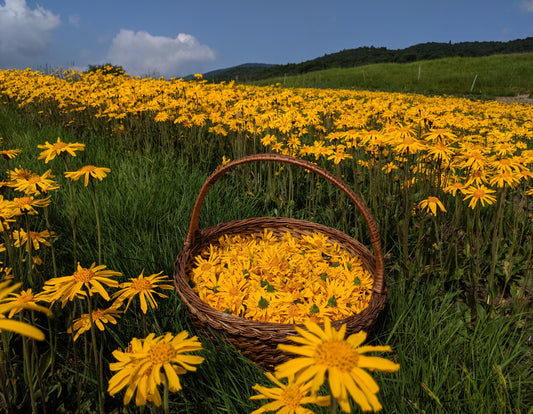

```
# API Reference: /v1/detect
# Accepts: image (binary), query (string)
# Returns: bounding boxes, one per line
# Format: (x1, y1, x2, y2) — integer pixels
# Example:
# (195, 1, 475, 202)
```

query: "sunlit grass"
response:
(254, 53, 533, 97)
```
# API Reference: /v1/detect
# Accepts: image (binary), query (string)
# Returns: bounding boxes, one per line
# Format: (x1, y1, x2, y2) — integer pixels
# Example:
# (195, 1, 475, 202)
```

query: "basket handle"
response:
(184, 153, 385, 294)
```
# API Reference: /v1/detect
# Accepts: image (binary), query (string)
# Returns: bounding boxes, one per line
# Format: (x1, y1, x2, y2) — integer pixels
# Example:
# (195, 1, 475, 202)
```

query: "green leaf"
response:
(258, 296, 269, 310)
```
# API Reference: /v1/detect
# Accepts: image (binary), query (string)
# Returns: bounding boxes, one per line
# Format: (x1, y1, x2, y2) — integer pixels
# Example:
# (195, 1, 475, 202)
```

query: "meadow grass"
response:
(0, 92, 532, 414)
(254, 53, 533, 98)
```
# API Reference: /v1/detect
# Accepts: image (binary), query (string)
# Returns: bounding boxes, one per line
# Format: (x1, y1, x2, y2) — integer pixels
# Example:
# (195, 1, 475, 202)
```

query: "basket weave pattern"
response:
(173, 153, 387, 366)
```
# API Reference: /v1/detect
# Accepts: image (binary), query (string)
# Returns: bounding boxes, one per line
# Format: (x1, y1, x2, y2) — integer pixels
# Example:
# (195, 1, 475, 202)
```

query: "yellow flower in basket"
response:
(190, 229, 374, 324)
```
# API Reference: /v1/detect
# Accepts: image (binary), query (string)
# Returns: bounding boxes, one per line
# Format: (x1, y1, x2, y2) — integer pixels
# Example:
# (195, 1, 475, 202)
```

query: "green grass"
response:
(0, 104, 532, 413)
(253, 53, 533, 98)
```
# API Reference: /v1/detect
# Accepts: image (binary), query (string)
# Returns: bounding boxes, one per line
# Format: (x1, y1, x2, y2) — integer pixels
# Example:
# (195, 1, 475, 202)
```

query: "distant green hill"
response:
(254, 53, 533, 98)
(204, 37, 533, 83)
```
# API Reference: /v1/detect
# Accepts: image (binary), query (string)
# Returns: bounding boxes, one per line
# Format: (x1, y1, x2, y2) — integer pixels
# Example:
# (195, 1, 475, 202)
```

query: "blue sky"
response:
(1, 0, 532, 78)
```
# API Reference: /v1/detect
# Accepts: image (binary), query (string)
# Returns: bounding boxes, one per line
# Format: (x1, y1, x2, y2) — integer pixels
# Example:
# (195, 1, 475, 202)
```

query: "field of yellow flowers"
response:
(0, 66, 531, 413)
(2, 67, 531, 298)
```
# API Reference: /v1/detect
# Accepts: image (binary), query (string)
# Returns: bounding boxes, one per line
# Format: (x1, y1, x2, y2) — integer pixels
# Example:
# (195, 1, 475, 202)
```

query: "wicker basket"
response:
(173, 153, 387, 367)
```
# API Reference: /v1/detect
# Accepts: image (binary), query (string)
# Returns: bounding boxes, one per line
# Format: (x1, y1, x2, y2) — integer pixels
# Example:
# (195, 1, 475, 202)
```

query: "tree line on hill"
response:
(204, 37, 533, 83)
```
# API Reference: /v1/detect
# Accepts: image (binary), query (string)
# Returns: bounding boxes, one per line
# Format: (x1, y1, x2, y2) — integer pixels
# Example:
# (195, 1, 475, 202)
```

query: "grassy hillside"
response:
(205, 37, 533, 83)
(253, 53, 533, 98)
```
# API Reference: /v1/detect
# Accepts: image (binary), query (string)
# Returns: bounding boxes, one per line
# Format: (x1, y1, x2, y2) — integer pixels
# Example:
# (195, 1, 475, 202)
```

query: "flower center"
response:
(53, 142, 68, 150)
(228, 286, 240, 296)
(14, 197, 32, 207)
(14, 171, 31, 180)
(281, 386, 304, 409)
(92, 309, 104, 321)
(473, 189, 486, 198)
(200, 263, 212, 272)
(427, 196, 439, 203)
(314, 340, 359, 372)
(131, 278, 152, 291)
(73, 268, 95, 282)
(18, 291, 34, 303)
(80, 165, 96, 173)
(149, 343, 176, 365)
(28, 175, 41, 184)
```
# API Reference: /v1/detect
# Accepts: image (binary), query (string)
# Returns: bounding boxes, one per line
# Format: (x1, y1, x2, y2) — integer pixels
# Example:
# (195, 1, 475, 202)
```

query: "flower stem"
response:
(22, 331, 37, 413)
(86, 295, 104, 414)
(62, 157, 77, 268)
(488, 187, 506, 308)
(90, 180, 102, 265)
(2, 224, 21, 282)
(43, 205, 58, 279)
(0, 352, 14, 414)
(163, 374, 170, 414)
(329, 396, 338, 413)
(24, 213, 34, 286)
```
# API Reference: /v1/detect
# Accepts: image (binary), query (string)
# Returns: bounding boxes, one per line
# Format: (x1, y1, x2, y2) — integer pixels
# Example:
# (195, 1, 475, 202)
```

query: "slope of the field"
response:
(251, 53, 533, 99)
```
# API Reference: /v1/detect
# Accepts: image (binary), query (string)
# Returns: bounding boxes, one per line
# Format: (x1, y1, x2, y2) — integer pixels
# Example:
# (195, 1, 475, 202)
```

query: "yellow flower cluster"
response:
(1, 67, 531, 210)
(190, 229, 374, 324)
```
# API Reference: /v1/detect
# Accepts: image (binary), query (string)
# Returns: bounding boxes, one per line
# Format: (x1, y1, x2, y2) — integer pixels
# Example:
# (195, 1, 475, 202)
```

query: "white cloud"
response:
(0, 0, 61, 67)
(68, 13, 80, 28)
(107, 29, 215, 77)
(522, 0, 533, 12)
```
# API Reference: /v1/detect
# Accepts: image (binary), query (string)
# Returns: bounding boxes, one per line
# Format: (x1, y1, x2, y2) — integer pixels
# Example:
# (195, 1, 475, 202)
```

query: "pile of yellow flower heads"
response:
(190, 229, 374, 324)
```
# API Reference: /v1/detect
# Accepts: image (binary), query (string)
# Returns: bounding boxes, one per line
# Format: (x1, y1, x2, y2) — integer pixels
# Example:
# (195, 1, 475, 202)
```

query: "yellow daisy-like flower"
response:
(393, 136, 426, 155)
(12, 195, 51, 215)
(112, 270, 174, 314)
(11, 169, 60, 195)
(37, 137, 85, 163)
(64, 165, 111, 186)
(418, 196, 447, 216)
(107, 331, 204, 407)
(0, 281, 49, 340)
(275, 319, 400, 413)
(327, 145, 352, 164)
(0, 149, 22, 160)
(250, 372, 331, 414)
(489, 171, 520, 189)
(462, 185, 497, 209)
(221, 155, 231, 166)
(2, 287, 52, 318)
(423, 128, 457, 144)
(0, 196, 18, 230)
(443, 181, 466, 197)
(12, 229, 54, 252)
(427, 143, 455, 163)
(68, 304, 122, 341)
(38, 262, 121, 307)
(381, 162, 399, 174)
